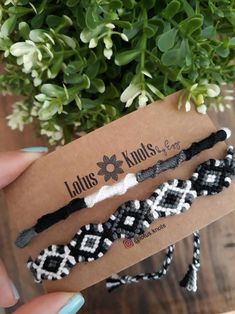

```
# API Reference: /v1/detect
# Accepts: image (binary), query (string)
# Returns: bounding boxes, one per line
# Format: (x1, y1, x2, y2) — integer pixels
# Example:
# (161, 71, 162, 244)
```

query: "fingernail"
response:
(59, 293, 85, 314)
(20, 147, 48, 153)
(10, 281, 20, 301)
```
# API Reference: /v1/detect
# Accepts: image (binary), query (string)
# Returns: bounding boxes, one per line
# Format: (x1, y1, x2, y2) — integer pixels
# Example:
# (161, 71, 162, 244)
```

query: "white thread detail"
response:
(221, 127, 231, 139)
(84, 173, 138, 208)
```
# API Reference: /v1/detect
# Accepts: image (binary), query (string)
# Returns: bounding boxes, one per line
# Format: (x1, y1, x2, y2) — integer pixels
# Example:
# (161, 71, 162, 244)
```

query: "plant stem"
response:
(140, 8, 148, 91)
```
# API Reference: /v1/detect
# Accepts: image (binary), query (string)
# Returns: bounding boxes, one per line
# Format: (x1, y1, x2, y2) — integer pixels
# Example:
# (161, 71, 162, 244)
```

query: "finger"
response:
(0, 147, 48, 189)
(0, 147, 48, 307)
(0, 259, 19, 308)
(13, 292, 85, 314)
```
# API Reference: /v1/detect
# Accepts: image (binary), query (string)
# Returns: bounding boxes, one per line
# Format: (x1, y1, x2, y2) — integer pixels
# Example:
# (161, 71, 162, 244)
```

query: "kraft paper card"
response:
(3, 91, 235, 292)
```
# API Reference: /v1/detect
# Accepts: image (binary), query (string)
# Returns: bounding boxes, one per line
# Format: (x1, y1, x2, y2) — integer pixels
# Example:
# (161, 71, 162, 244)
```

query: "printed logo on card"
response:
(64, 140, 181, 198)
(97, 154, 124, 182)
(123, 239, 134, 248)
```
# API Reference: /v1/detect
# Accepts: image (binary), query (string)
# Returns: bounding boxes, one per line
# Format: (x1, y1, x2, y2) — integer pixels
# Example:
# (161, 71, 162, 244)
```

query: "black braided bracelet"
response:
(16, 128, 230, 248)
(27, 146, 235, 283)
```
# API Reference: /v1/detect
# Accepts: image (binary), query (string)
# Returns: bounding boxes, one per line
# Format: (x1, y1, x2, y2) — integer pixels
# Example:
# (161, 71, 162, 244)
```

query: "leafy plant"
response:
(0, 0, 234, 144)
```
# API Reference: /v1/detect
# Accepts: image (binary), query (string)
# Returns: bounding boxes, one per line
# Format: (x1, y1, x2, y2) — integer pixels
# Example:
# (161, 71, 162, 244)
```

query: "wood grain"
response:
(0, 93, 235, 314)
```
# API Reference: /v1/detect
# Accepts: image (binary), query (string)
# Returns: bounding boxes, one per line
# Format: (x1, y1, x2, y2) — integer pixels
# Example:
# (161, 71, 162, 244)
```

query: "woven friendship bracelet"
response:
(27, 146, 235, 283)
(106, 231, 200, 292)
(16, 128, 230, 248)
(106, 244, 176, 292)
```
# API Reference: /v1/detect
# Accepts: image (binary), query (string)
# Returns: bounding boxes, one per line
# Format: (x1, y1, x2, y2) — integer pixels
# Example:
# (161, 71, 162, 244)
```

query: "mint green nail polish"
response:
(59, 294, 85, 314)
(10, 281, 20, 301)
(20, 147, 48, 153)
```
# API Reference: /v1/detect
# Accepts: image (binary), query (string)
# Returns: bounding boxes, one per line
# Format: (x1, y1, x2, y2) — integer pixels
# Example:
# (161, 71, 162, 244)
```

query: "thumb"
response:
(13, 292, 85, 314)
(0, 147, 48, 189)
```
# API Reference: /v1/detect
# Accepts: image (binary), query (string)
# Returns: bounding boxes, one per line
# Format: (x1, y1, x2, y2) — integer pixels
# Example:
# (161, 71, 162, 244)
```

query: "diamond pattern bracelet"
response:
(27, 146, 235, 283)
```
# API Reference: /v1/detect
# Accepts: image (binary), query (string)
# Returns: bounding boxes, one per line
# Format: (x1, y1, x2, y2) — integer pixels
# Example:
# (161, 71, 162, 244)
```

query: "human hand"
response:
(0, 147, 85, 314)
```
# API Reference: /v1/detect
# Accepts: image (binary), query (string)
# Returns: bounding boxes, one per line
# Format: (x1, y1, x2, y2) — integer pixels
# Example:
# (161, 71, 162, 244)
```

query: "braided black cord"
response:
(136, 129, 227, 182)
(106, 245, 175, 292)
(35, 198, 86, 232)
(184, 129, 227, 160)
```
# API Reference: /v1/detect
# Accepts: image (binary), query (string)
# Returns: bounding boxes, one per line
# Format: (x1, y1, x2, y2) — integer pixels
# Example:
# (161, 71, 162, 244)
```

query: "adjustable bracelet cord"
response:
(106, 244, 175, 292)
(16, 128, 230, 248)
(179, 231, 200, 292)
(106, 231, 200, 292)
(27, 146, 235, 283)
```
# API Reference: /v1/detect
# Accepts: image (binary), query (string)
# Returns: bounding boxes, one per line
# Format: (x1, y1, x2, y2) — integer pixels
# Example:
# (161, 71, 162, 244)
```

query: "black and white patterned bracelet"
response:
(16, 128, 230, 248)
(27, 146, 235, 283)
(106, 244, 176, 292)
(106, 231, 200, 292)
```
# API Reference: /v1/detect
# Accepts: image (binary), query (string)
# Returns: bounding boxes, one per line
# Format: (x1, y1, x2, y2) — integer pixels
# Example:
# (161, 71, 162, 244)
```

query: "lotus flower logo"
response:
(97, 154, 124, 182)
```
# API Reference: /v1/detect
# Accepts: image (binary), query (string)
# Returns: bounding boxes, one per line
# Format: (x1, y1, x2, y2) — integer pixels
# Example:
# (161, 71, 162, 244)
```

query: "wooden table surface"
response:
(0, 93, 235, 314)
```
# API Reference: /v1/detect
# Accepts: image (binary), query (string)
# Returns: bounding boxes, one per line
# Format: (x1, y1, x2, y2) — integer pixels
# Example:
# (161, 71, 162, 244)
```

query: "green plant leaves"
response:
(29, 29, 46, 42)
(147, 83, 164, 99)
(113, 20, 132, 29)
(142, 0, 156, 10)
(229, 37, 235, 46)
(179, 14, 203, 35)
(145, 24, 157, 38)
(31, 13, 45, 28)
(50, 53, 63, 78)
(18, 22, 30, 39)
(41, 84, 65, 98)
(0, 16, 16, 38)
(123, 21, 142, 40)
(85, 5, 100, 30)
(157, 28, 177, 52)
(180, 0, 195, 17)
(115, 49, 141, 66)
(60, 34, 76, 49)
(109, 0, 123, 10)
(66, 0, 80, 7)
(92, 78, 105, 93)
(161, 39, 188, 66)
(38, 100, 62, 120)
(123, 0, 136, 9)
(0, 38, 12, 51)
(46, 15, 65, 28)
(201, 25, 216, 39)
(64, 60, 86, 75)
(63, 73, 90, 89)
(208, 1, 224, 17)
(1, 0, 234, 145)
(216, 44, 230, 58)
(162, 0, 181, 19)
(7, 6, 32, 17)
